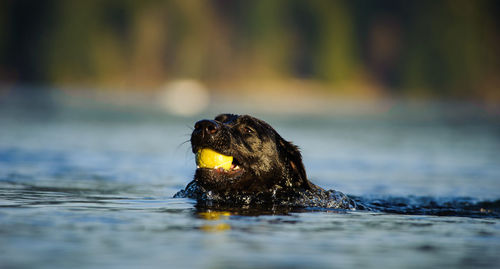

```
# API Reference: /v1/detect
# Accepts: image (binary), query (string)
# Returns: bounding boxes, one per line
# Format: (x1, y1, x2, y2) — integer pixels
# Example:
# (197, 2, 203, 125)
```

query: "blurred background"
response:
(0, 0, 499, 116)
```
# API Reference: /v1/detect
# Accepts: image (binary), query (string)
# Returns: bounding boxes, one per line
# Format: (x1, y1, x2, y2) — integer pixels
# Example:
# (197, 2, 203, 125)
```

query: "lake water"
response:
(1, 92, 499, 269)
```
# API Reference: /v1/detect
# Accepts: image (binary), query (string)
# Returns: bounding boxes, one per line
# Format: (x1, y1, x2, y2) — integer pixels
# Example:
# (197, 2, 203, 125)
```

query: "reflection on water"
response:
(198, 211, 232, 232)
(0, 97, 500, 269)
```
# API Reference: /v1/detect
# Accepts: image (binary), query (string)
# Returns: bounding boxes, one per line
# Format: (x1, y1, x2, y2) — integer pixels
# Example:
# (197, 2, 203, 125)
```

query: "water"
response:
(1, 93, 500, 268)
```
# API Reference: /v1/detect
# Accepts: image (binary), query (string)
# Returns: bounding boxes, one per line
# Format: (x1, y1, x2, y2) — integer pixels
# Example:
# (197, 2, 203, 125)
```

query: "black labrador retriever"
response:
(175, 114, 356, 210)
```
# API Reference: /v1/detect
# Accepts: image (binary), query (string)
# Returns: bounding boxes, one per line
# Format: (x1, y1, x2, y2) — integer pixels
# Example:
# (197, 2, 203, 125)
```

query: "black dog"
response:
(175, 114, 356, 210)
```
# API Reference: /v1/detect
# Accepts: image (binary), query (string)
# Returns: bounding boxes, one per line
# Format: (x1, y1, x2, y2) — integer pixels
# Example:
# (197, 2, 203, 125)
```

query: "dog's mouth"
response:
(195, 148, 243, 175)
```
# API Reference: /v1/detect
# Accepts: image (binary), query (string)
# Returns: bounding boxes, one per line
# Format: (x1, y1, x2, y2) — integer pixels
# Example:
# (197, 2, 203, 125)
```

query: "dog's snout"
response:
(194, 120, 220, 136)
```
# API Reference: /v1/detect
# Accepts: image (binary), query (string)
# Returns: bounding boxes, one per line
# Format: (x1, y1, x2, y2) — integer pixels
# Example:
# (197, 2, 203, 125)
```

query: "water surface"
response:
(1, 95, 499, 268)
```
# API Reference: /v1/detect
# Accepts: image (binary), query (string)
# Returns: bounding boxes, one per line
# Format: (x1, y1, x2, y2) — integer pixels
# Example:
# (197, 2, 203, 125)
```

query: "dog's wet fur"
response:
(175, 114, 356, 210)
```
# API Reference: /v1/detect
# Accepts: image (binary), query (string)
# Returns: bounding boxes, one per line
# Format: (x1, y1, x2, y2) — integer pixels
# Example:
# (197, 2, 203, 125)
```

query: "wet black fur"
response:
(175, 114, 355, 209)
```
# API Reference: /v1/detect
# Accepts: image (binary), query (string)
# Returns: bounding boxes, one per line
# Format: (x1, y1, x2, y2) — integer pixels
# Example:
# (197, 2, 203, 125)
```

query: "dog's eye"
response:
(243, 127, 254, 134)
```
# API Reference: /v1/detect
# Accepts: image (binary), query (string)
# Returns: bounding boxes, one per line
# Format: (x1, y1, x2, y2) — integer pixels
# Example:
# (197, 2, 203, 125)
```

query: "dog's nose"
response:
(194, 120, 220, 136)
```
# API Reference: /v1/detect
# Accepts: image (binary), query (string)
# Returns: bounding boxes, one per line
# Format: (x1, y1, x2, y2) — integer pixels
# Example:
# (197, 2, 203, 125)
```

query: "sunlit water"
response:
(1, 94, 499, 269)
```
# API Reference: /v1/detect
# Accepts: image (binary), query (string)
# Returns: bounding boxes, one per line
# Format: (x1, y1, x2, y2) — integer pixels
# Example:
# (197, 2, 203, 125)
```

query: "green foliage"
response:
(0, 0, 498, 100)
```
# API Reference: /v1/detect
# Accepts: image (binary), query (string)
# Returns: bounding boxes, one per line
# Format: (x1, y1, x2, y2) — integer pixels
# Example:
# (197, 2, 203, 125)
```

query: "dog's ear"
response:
(278, 138, 313, 189)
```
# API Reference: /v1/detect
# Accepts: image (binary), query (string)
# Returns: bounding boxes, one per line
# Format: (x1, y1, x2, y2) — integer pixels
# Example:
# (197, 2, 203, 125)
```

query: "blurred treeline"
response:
(0, 0, 499, 101)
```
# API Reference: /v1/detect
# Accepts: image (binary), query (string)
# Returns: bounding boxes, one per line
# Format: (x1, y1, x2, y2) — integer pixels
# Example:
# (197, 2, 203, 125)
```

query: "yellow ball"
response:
(196, 148, 233, 170)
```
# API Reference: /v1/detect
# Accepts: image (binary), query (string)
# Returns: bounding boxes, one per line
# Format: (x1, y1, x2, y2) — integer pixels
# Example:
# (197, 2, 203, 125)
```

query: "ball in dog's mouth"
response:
(196, 148, 241, 172)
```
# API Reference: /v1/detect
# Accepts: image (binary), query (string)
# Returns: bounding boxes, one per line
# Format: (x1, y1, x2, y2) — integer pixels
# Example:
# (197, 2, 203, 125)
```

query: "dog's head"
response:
(191, 114, 313, 197)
